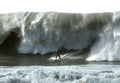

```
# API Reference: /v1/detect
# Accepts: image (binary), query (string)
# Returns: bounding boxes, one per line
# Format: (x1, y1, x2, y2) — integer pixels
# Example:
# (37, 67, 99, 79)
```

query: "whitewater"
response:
(0, 65, 120, 83)
(1, 12, 120, 61)
(1, 12, 120, 83)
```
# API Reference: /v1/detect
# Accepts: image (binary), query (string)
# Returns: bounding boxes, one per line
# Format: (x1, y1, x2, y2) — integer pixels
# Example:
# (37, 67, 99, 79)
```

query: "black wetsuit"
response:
(56, 49, 61, 59)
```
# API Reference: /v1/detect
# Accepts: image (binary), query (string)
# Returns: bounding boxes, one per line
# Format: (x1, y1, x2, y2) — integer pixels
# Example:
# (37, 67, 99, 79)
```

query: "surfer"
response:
(56, 49, 61, 60)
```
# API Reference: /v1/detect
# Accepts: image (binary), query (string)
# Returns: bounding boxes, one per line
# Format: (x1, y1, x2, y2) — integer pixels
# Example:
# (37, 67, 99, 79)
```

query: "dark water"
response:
(0, 52, 120, 66)
(0, 32, 119, 65)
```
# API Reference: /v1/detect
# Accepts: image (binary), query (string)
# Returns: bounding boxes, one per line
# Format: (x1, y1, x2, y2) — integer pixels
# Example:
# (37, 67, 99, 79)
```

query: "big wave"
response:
(0, 12, 120, 61)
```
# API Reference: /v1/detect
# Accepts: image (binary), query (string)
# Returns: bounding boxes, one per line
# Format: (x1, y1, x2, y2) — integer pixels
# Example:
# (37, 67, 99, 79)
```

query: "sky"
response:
(0, 0, 120, 13)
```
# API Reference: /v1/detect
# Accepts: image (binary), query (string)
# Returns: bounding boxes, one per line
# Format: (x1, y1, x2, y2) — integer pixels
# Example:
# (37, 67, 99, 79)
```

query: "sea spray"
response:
(1, 12, 120, 61)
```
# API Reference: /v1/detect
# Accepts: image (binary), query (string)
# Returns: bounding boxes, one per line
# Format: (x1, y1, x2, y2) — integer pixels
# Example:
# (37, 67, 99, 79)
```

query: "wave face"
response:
(1, 12, 120, 61)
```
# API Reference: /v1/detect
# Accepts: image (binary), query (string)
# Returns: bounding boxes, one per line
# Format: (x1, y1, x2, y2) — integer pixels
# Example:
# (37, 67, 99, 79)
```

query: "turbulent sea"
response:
(0, 12, 120, 83)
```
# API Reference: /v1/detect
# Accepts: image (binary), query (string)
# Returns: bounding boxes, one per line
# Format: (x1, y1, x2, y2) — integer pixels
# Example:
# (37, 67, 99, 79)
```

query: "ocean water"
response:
(0, 12, 120, 83)
(0, 65, 120, 83)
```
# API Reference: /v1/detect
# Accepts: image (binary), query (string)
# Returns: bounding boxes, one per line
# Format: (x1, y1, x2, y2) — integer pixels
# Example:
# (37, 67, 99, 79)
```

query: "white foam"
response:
(87, 21, 120, 61)
(0, 65, 120, 83)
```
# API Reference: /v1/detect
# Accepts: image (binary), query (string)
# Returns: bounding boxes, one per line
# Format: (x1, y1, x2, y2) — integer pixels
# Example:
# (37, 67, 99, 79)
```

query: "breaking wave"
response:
(1, 12, 120, 61)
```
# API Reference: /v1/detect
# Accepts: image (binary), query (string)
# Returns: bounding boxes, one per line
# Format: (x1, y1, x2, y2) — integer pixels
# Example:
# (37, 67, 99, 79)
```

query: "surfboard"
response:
(48, 54, 68, 61)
